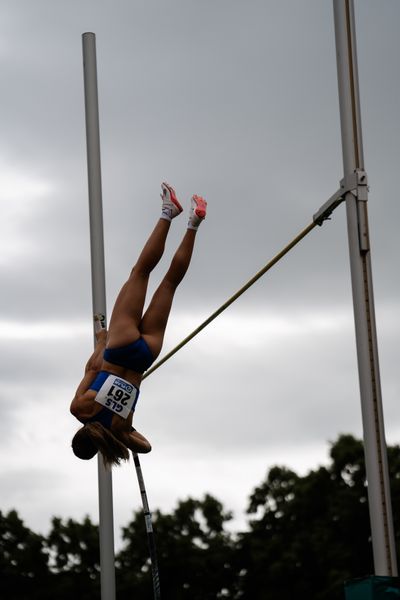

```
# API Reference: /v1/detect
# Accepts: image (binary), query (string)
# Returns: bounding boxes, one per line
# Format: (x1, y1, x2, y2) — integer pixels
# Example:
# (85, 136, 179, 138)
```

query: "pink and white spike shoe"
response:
(188, 195, 207, 230)
(160, 182, 183, 221)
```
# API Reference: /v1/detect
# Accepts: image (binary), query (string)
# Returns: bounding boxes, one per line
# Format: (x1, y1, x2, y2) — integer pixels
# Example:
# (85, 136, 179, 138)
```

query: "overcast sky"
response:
(1, 0, 399, 547)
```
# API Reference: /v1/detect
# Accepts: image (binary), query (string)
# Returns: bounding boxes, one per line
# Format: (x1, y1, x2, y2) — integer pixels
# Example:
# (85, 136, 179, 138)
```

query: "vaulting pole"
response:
(82, 32, 117, 599)
(132, 453, 161, 599)
(333, 0, 397, 575)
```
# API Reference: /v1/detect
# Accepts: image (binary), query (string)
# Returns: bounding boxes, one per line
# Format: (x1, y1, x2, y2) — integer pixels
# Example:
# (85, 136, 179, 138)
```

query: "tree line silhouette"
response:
(2, 434, 400, 599)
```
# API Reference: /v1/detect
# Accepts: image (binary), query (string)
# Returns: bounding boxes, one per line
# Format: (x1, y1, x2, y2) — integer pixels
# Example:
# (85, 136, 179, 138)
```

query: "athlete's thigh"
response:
(139, 281, 176, 358)
(107, 271, 149, 346)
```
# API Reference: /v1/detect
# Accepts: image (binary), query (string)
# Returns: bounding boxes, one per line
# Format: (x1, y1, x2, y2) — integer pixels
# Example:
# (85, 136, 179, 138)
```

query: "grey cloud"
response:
(1, 0, 400, 539)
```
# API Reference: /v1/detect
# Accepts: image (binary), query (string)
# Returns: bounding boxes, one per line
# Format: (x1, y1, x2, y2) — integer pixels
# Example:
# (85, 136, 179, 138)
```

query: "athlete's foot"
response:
(160, 182, 183, 221)
(188, 195, 207, 230)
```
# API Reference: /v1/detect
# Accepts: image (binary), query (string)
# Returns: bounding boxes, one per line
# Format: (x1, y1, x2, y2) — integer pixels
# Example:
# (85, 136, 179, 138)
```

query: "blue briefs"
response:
(88, 370, 110, 392)
(103, 337, 154, 374)
(85, 370, 140, 430)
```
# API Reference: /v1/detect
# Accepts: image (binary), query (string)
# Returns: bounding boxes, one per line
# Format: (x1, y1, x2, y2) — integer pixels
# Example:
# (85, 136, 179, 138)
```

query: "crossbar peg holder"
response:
(312, 168, 368, 227)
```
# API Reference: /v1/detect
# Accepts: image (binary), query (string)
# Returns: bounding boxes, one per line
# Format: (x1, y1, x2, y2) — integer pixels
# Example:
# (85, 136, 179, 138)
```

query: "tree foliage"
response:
(46, 515, 101, 599)
(0, 509, 48, 599)
(237, 435, 373, 599)
(117, 494, 235, 599)
(1, 434, 400, 599)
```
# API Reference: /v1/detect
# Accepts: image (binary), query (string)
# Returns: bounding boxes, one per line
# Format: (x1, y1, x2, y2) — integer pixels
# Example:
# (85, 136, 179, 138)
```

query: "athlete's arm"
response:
(70, 330, 107, 416)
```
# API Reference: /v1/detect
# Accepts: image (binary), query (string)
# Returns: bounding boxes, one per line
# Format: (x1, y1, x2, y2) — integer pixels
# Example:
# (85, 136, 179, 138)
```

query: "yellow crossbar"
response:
(143, 220, 317, 380)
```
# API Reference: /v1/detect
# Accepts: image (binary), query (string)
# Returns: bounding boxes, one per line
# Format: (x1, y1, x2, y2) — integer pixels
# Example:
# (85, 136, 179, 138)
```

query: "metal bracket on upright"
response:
(313, 168, 368, 226)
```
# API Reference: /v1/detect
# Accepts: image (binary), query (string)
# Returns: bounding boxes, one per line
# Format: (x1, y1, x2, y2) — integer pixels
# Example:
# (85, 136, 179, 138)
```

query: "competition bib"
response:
(94, 374, 139, 419)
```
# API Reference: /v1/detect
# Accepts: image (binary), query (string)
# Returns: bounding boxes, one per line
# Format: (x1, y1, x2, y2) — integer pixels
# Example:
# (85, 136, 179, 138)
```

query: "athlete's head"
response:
(71, 425, 98, 460)
(71, 422, 130, 466)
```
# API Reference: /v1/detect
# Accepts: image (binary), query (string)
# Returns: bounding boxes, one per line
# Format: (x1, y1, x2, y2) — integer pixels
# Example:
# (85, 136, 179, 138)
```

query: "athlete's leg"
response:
(107, 184, 183, 348)
(140, 195, 207, 358)
(139, 229, 196, 358)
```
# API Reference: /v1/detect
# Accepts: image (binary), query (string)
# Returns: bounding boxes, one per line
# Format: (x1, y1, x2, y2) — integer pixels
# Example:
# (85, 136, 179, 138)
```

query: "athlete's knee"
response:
(131, 431, 152, 454)
(128, 264, 150, 283)
(160, 275, 180, 293)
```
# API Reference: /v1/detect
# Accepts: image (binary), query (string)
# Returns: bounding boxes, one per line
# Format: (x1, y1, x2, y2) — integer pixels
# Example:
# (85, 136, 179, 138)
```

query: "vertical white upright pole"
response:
(333, 0, 397, 575)
(82, 32, 117, 599)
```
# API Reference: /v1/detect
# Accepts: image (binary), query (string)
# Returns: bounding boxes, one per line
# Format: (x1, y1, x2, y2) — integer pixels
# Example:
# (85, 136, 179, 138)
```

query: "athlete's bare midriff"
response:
(100, 358, 143, 389)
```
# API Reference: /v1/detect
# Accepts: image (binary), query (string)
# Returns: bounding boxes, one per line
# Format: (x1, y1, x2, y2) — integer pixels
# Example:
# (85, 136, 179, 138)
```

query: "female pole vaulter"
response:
(70, 183, 207, 466)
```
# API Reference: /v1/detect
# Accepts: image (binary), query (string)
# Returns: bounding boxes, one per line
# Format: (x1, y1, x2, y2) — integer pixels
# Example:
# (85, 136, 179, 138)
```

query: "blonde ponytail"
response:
(72, 422, 130, 466)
